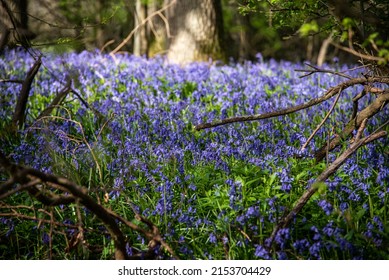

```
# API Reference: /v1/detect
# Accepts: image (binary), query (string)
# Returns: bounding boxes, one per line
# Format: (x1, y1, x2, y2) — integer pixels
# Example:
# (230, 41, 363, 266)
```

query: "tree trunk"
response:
(0, 0, 34, 49)
(166, 0, 225, 64)
(133, 0, 148, 56)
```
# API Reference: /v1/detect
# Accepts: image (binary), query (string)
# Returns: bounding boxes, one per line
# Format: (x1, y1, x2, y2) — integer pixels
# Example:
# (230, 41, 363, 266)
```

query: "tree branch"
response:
(301, 86, 342, 151)
(0, 150, 178, 260)
(267, 119, 387, 250)
(36, 78, 72, 120)
(0, 152, 127, 259)
(194, 77, 389, 131)
(110, 0, 177, 55)
(11, 56, 42, 130)
(295, 62, 353, 79)
(314, 89, 389, 161)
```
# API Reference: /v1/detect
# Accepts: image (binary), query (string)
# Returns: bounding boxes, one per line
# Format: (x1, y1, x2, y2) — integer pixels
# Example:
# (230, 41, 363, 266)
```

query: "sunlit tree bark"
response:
(166, 0, 225, 64)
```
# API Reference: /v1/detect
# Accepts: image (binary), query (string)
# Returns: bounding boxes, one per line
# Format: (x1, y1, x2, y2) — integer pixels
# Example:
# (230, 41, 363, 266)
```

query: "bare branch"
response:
(301, 87, 342, 151)
(314, 89, 389, 161)
(331, 42, 387, 63)
(194, 77, 389, 131)
(11, 56, 42, 130)
(296, 63, 353, 79)
(110, 0, 177, 55)
(267, 120, 387, 250)
(0, 154, 127, 260)
(0, 150, 178, 260)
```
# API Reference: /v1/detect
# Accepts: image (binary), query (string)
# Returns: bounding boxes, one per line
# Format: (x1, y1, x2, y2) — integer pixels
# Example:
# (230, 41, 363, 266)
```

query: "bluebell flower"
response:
(318, 199, 333, 215)
(254, 245, 271, 259)
(293, 239, 310, 254)
(209, 233, 217, 244)
(309, 242, 322, 259)
(42, 232, 50, 245)
(311, 226, 321, 241)
(322, 221, 335, 237)
(275, 228, 290, 250)
(276, 251, 288, 260)
(339, 202, 349, 212)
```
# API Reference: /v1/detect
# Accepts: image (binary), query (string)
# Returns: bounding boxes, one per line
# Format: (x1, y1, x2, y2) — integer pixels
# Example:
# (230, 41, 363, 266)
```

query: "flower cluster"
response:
(1, 48, 388, 259)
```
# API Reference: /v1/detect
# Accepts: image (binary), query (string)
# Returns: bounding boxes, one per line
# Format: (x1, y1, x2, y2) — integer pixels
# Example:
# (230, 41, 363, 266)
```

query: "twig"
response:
(301, 87, 342, 151)
(296, 63, 353, 79)
(110, 0, 176, 55)
(36, 78, 72, 120)
(314, 89, 389, 161)
(0, 212, 79, 230)
(0, 79, 24, 84)
(331, 42, 387, 63)
(267, 119, 387, 250)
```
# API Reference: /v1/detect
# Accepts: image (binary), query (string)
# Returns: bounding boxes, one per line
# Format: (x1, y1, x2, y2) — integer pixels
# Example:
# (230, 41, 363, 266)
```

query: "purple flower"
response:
(275, 228, 290, 249)
(323, 221, 335, 237)
(293, 239, 310, 254)
(42, 232, 50, 245)
(254, 245, 271, 259)
(309, 242, 322, 259)
(311, 226, 321, 241)
(246, 206, 260, 218)
(209, 233, 217, 244)
(318, 199, 333, 215)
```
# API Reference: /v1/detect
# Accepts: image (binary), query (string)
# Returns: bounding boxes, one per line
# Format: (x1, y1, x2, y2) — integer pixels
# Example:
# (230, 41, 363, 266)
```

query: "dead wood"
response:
(267, 119, 387, 250)
(11, 56, 41, 130)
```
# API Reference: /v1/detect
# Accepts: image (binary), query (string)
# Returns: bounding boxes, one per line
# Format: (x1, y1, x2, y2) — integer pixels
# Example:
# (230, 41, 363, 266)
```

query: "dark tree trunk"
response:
(0, 0, 35, 49)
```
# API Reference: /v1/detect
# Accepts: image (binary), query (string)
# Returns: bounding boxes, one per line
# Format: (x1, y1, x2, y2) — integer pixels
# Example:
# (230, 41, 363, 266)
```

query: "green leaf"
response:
(299, 20, 319, 36)
(312, 181, 327, 195)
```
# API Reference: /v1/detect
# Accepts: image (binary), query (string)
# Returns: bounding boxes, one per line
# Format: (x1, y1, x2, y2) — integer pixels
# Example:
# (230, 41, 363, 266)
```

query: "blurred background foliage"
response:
(0, 0, 388, 64)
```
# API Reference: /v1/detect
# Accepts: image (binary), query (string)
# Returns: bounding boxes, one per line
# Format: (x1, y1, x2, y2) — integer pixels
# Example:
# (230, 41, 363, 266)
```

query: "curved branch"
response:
(0, 153, 127, 260)
(194, 77, 389, 131)
(314, 90, 389, 161)
(11, 56, 42, 130)
(0, 150, 178, 260)
(267, 119, 387, 250)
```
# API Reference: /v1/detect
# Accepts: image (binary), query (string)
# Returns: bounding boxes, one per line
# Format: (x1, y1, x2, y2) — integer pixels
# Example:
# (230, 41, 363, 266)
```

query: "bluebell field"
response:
(0, 49, 388, 259)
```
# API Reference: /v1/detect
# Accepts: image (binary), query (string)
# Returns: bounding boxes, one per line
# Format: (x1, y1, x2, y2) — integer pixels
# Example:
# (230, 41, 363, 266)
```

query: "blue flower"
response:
(293, 239, 310, 254)
(318, 199, 333, 215)
(254, 245, 271, 259)
(209, 233, 217, 244)
(309, 242, 322, 259)
(275, 228, 290, 249)
(42, 232, 50, 245)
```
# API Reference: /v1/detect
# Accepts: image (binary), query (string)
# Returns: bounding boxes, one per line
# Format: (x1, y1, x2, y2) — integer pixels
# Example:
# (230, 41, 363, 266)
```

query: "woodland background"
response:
(3, 0, 387, 64)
